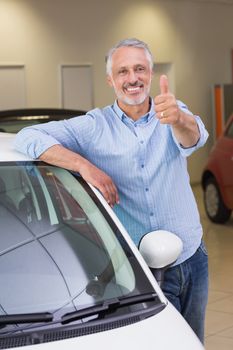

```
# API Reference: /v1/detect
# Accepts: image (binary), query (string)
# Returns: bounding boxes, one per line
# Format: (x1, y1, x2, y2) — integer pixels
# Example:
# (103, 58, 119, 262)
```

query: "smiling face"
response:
(107, 46, 153, 111)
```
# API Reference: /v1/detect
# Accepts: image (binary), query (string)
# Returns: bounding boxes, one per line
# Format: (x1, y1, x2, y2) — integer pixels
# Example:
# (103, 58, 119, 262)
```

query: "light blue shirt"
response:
(14, 99, 209, 265)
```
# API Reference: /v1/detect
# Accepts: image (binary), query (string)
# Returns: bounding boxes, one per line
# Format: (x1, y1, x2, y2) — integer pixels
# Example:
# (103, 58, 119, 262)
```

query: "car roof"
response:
(0, 132, 33, 161)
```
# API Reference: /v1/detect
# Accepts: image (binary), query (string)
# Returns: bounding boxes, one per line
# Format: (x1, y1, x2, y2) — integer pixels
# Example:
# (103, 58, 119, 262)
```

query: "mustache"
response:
(123, 81, 143, 89)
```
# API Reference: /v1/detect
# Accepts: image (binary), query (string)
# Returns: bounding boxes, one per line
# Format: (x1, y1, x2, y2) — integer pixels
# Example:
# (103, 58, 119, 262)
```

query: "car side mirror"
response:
(138, 230, 183, 286)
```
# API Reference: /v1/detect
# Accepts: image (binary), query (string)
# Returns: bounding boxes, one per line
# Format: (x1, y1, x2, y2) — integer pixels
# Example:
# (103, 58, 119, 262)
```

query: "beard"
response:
(113, 81, 151, 106)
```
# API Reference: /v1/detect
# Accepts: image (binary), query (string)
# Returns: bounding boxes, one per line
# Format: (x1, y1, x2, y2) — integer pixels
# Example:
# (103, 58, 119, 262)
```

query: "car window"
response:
(0, 118, 62, 133)
(225, 119, 233, 138)
(0, 109, 86, 133)
(0, 162, 157, 333)
(0, 120, 48, 133)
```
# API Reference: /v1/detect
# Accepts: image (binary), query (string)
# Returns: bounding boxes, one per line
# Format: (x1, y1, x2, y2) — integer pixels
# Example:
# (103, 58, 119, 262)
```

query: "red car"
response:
(202, 114, 233, 223)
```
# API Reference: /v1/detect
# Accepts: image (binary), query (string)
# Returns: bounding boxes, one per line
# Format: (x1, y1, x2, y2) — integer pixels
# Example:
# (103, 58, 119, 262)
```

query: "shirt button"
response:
(140, 140, 144, 144)
(150, 213, 154, 217)
(145, 188, 149, 192)
(141, 164, 144, 168)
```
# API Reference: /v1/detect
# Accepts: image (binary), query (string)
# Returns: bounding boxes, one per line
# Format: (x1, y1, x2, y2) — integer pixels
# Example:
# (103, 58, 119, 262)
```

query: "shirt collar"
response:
(112, 98, 155, 125)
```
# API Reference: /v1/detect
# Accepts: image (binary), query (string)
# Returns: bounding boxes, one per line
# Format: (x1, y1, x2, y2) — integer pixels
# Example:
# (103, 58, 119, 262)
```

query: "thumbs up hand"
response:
(154, 75, 181, 125)
(154, 75, 200, 148)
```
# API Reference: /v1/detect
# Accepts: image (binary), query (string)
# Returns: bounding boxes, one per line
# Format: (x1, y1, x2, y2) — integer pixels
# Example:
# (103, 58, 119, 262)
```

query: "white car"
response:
(0, 133, 204, 350)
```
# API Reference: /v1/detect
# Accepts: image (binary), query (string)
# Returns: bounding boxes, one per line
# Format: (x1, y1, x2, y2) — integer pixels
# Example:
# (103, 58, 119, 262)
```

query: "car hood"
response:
(10, 303, 203, 350)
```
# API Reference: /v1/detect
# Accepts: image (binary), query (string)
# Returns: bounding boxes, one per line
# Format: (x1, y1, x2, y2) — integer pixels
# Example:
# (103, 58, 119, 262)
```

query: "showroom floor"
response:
(192, 184, 233, 350)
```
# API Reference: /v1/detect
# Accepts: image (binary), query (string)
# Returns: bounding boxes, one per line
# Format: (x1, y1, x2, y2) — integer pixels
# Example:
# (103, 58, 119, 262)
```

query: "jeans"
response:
(162, 240, 209, 344)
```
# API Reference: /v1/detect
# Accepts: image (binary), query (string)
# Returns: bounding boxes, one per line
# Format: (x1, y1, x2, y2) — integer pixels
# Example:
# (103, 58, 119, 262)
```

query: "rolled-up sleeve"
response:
(14, 113, 97, 159)
(14, 127, 61, 159)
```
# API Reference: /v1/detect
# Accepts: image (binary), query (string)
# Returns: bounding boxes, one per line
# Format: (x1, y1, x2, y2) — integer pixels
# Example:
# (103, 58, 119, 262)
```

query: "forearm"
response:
(172, 110, 200, 148)
(39, 144, 89, 173)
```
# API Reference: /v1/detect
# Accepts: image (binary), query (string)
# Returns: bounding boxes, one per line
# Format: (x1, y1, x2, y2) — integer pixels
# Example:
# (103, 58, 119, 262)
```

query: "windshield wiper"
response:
(0, 312, 53, 327)
(61, 292, 159, 325)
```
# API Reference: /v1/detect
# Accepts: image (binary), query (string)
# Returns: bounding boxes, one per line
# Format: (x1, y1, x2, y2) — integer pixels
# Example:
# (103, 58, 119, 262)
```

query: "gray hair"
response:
(105, 38, 154, 75)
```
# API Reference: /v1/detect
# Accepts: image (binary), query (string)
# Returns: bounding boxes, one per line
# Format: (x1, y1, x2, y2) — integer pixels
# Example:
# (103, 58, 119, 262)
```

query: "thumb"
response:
(160, 74, 169, 94)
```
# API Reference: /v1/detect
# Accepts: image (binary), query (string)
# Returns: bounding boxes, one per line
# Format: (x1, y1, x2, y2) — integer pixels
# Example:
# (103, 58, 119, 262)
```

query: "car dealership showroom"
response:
(0, 1, 233, 349)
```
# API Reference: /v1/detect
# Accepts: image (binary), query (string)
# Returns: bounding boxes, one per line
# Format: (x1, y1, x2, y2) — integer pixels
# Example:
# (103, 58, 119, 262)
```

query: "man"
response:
(15, 38, 209, 342)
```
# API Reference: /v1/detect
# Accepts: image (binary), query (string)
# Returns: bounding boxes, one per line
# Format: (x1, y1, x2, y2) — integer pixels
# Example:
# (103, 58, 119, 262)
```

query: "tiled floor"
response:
(192, 184, 233, 350)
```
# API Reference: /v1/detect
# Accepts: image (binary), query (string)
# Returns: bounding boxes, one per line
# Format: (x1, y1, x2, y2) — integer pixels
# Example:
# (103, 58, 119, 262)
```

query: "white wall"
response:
(0, 0, 233, 182)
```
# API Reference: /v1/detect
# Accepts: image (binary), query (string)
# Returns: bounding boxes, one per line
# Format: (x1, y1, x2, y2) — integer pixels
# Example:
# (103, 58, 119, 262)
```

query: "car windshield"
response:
(0, 162, 158, 334)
